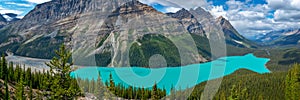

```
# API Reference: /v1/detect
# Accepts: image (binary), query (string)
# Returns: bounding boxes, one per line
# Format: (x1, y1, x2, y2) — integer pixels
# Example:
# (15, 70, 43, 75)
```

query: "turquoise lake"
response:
(71, 54, 270, 94)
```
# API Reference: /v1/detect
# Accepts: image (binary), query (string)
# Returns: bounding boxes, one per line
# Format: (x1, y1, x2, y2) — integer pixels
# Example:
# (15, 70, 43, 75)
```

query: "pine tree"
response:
(1, 54, 7, 79)
(228, 85, 238, 100)
(16, 71, 25, 100)
(45, 45, 79, 99)
(128, 86, 133, 99)
(5, 76, 10, 100)
(95, 73, 105, 99)
(151, 82, 159, 100)
(29, 81, 33, 100)
(8, 62, 14, 82)
(285, 63, 300, 100)
(109, 72, 115, 94)
(25, 67, 32, 85)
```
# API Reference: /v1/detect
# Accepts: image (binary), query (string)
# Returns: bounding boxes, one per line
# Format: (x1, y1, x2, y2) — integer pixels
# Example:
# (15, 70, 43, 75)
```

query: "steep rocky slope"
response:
(0, 0, 207, 67)
(216, 16, 256, 48)
(0, 0, 254, 67)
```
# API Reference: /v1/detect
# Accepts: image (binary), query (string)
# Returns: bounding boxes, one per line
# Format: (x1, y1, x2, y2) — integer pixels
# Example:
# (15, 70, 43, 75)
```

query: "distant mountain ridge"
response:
(3, 13, 20, 22)
(0, 13, 21, 29)
(0, 14, 6, 28)
(254, 28, 300, 46)
(0, 0, 255, 67)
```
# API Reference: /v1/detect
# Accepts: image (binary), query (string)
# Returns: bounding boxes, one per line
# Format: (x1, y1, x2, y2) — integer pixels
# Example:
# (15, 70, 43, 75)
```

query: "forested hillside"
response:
(1, 46, 299, 99)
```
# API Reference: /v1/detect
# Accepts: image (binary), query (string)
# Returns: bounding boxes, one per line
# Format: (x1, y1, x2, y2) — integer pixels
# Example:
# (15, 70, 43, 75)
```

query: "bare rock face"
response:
(167, 9, 206, 37)
(216, 16, 255, 48)
(0, 0, 207, 67)
(0, 0, 255, 67)
(93, 0, 206, 67)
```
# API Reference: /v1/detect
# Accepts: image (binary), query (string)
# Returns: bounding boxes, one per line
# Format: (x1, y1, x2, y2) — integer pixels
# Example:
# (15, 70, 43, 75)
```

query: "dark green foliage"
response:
(16, 71, 25, 100)
(129, 34, 181, 67)
(4, 76, 9, 100)
(279, 49, 300, 65)
(108, 72, 115, 94)
(95, 52, 112, 67)
(0, 48, 82, 100)
(0, 27, 12, 43)
(1, 54, 7, 79)
(29, 82, 33, 100)
(151, 82, 159, 100)
(190, 34, 212, 59)
(187, 70, 287, 100)
(96, 34, 110, 48)
(77, 72, 167, 99)
(18, 36, 63, 59)
(45, 45, 81, 99)
(228, 81, 249, 100)
(285, 63, 300, 100)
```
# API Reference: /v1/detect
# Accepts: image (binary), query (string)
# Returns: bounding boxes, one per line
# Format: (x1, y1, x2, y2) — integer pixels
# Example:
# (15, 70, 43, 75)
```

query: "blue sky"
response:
(0, 0, 299, 38)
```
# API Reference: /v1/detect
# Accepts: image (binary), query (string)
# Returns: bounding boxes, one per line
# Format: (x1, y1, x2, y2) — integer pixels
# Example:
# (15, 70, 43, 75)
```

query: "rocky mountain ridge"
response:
(216, 16, 256, 48)
(255, 28, 300, 46)
(0, 0, 254, 67)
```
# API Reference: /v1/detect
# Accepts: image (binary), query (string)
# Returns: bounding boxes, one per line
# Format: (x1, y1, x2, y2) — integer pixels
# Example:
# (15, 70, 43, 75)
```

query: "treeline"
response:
(1, 44, 299, 99)
(77, 73, 167, 99)
(188, 70, 286, 100)
(285, 63, 300, 99)
(0, 45, 168, 100)
(188, 64, 300, 100)
(0, 51, 81, 99)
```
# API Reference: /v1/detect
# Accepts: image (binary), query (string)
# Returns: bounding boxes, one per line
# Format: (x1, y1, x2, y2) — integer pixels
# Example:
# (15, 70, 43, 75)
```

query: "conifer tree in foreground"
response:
(16, 71, 25, 100)
(4, 76, 9, 100)
(152, 82, 159, 100)
(45, 45, 80, 99)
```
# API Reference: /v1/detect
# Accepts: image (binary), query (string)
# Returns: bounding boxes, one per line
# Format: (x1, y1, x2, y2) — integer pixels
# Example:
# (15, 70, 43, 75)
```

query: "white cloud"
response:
(165, 7, 181, 13)
(140, 0, 208, 9)
(266, 0, 300, 10)
(226, 0, 244, 10)
(0, 9, 23, 15)
(5, 2, 33, 7)
(25, 0, 51, 4)
(274, 10, 300, 21)
(210, 6, 228, 19)
(238, 11, 265, 20)
(206, 0, 300, 38)
(0, 5, 24, 19)
(264, 0, 300, 32)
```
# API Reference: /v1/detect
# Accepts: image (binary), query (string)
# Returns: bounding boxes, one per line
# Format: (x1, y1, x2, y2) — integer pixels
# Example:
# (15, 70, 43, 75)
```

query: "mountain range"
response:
(0, 0, 256, 67)
(254, 29, 300, 46)
(0, 13, 21, 29)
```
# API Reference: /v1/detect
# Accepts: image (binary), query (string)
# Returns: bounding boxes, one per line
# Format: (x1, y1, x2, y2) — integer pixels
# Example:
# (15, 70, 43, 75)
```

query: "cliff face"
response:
(216, 16, 256, 48)
(0, 0, 254, 67)
(167, 9, 206, 37)
(0, 0, 208, 67)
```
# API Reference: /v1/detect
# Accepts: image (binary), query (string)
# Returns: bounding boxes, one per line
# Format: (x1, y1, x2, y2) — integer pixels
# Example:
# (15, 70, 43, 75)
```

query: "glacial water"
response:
(71, 54, 270, 94)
